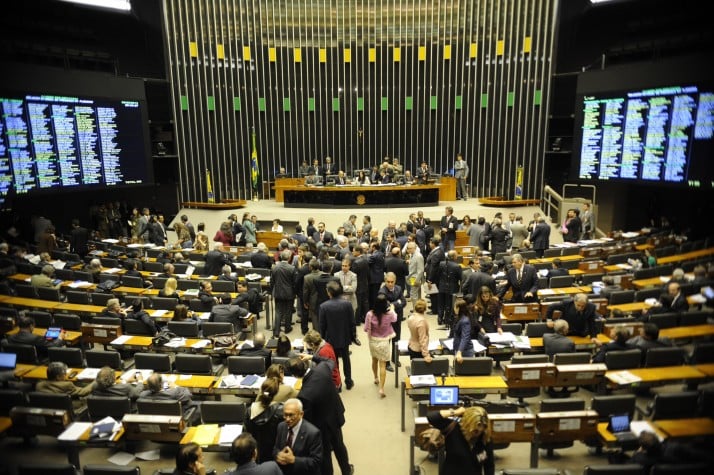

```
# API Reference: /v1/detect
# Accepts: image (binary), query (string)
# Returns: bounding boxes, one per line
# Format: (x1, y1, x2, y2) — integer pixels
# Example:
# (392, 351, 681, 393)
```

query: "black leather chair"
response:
(86, 395, 132, 422)
(608, 290, 635, 305)
(679, 311, 710, 326)
(134, 353, 172, 372)
(454, 357, 493, 376)
(84, 465, 140, 475)
(634, 288, 661, 302)
(85, 350, 128, 370)
(650, 464, 712, 475)
(201, 322, 234, 337)
(15, 283, 38, 298)
(66, 290, 91, 305)
(539, 398, 586, 457)
(525, 322, 553, 338)
(25, 310, 53, 327)
(227, 356, 266, 375)
(168, 320, 200, 338)
(124, 319, 155, 336)
(649, 391, 699, 420)
(0, 388, 28, 416)
(174, 354, 222, 375)
(1, 341, 41, 364)
(604, 349, 642, 370)
(501, 323, 523, 335)
(53, 313, 82, 331)
(553, 352, 591, 365)
(648, 313, 679, 329)
(549, 275, 575, 288)
(90, 292, 114, 307)
(200, 401, 246, 424)
(583, 465, 645, 475)
(48, 347, 85, 367)
(150, 297, 178, 311)
(37, 287, 62, 302)
(410, 357, 449, 376)
(28, 391, 84, 421)
(690, 342, 714, 364)
(644, 347, 685, 368)
(586, 394, 638, 452)
(120, 275, 144, 289)
(17, 464, 78, 475)
(211, 280, 236, 293)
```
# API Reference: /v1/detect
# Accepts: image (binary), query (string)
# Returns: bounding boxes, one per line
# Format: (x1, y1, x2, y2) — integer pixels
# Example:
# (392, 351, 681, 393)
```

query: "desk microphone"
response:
(441, 373, 446, 386)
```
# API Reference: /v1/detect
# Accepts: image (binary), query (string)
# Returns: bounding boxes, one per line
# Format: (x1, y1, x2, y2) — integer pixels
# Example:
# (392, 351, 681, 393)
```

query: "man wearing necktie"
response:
(497, 253, 539, 303)
(273, 399, 322, 474)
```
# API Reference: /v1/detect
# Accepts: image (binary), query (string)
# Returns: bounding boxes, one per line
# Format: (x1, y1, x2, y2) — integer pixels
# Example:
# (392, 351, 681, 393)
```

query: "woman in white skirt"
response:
(364, 294, 397, 398)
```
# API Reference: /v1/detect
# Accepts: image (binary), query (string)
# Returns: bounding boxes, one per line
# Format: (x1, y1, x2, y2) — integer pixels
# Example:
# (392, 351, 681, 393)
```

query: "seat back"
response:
(177, 279, 199, 290)
(549, 275, 575, 288)
(134, 352, 172, 372)
(48, 347, 84, 367)
(634, 288, 661, 302)
(644, 347, 685, 368)
(142, 261, 164, 273)
(211, 280, 236, 293)
(511, 354, 549, 364)
(0, 388, 28, 416)
(583, 465, 645, 475)
(17, 464, 78, 475)
(608, 290, 635, 305)
(581, 273, 604, 285)
(454, 357, 493, 376)
(66, 290, 91, 304)
(2, 342, 40, 364)
(85, 350, 123, 370)
(91, 316, 122, 326)
(679, 311, 710, 326)
(124, 319, 155, 336)
(167, 320, 199, 338)
(15, 283, 39, 298)
(53, 313, 82, 331)
(28, 391, 76, 419)
(651, 391, 699, 420)
(605, 349, 642, 370)
(174, 354, 212, 375)
(691, 342, 714, 364)
(90, 292, 114, 307)
(525, 322, 553, 337)
(200, 401, 246, 424)
(150, 297, 178, 311)
(650, 464, 712, 475)
(553, 352, 591, 365)
(648, 313, 679, 329)
(87, 395, 132, 422)
(25, 310, 53, 327)
(500, 323, 522, 335)
(137, 398, 183, 416)
(37, 287, 62, 302)
(540, 398, 585, 412)
(591, 394, 636, 421)
(201, 322, 234, 337)
(151, 276, 168, 290)
(227, 356, 266, 375)
(411, 357, 449, 376)
(83, 465, 140, 475)
(121, 275, 144, 289)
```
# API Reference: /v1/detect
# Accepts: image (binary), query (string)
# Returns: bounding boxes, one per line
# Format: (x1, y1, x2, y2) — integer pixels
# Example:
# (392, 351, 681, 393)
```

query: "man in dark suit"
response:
(319, 281, 357, 390)
(69, 219, 89, 257)
(497, 253, 539, 303)
(239, 332, 272, 368)
(302, 259, 323, 332)
(351, 245, 370, 325)
(530, 216, 551, 258)
(273, 398, 323, 475)
(312, 222, 334, 246)
(270, 250, 297, 337)
(461, 259, 496, 296)
(288, 357, 352, 475)
(439, 206, 458, 251)
(662, 282, 689, 313)
(384, 246, 408, 293)
(424, 237, 445, 316)
(433, 250, 463, 329)
(543, 319, 575, 360)
(139, 373, 199, 424)
(367, 242, 385, 310)
(545, 293, 599, 343)
(204, 242, 231, 276)
(6, 316, 65, 358)
(546, 258, 569, 279)
(211, 293, 252, 332)
(229, 433, 282, 475)
(250, 243, 273, 270)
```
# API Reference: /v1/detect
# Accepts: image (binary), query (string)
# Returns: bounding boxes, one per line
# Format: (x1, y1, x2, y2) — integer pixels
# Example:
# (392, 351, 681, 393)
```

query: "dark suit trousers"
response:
(334, 346, 352, 383)
(274, 299, 293, 336)
(322, 427, 351, 475)
(437, 292, 453, 325)
(355, 290, 369, 324)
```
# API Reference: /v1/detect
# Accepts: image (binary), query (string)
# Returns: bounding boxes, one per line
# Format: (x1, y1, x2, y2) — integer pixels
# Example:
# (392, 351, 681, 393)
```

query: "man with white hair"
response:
(204, 242, 231, 276)
(543, 319, 575, 360)
(250, 242, 273, 269)
(546, 293, 599, 344)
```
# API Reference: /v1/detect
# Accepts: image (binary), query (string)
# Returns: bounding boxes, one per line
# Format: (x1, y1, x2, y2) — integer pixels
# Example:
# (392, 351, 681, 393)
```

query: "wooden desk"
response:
(657, 247, 714, 265)
(606, 302, 653, 314)
(165, 374, 217, 394)
(401, 376, 508, 431)
(0, 417, 11, 435)
(553, 363, 607, 386)
(660, 324, 714, 341)
(631, 273, 694, 290)
(54, 302, 107, 317)
(501, 303, 541, 323)
(81, 323, 122, 345)
(537, 286, 592, 298)
(578, 260, 605, 274)
(530, 255, 584, 265)
(529, 334, 609, 351)
(606, 365, 707, 387)
(14, 363, 38, 378)
(5, 327, 82, 345)
(180, 425, 223, 450)
(655, 417, 714, 438)
(109, 335, 154, 351)
(536, 410, 599, 443)
(281, 184, 445, 208)
(504, 363, 557, 388)
(58, 422, 125, 466)
(2, 297, 62, 312)
(694, 363, 714, 377)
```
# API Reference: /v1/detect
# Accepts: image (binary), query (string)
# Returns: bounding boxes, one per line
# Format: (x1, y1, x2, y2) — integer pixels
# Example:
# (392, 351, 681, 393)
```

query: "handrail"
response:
(542, 185, 562, 222)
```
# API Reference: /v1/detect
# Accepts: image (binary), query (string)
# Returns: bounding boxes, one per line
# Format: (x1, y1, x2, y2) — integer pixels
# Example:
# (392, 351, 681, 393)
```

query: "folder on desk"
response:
(410, 375, 437, 387)
(240, 375, 258, 386)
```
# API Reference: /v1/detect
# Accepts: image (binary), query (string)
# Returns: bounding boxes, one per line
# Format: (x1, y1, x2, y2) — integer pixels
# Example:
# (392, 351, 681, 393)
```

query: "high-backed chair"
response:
(177, 279, 199, 291)
(525, 322, 553, 338)
(37, 287, 62, 302)
(86, 395, 132, 422)
(608, 290, 635, 305)
(15, 283, 38, 298)
(553, 352, 591, 365)
(211, 280, 237, 293)
(539, 398, 586, 457)
(90, 292, 114, 307)
(120, 275, 144, 289)
(647, 313, 678, 329)
(583, 465, 645, 475)
(690, 342, 714, 364)
(1, 342, 41, 364)
(605, 349, 642, 370)
(142, 261, 164, 273)
(227, 356, 266, 375)
(201, 322, 234, 337)
(85, 350, 128, 370)
(634, 288, 661, 302)
(650, 464, 712, 475)
(48, 347, 85, 367)
(549, 275, 575, 288)
(134, 353, 172, 373)
(586, 394, 638, 452)
(0, 388, 28, 416)
(83, 465, 140, 475)
(25, 310, 53, 327)
(644, 347, 685, 368)
(650, 392, 699, 420)
(454, 357, 493, 376)
(28, 391, 84, 421)
(174, 354, 222, 375)
(167, 320, 200, 338)
(679, 311, 710, 326)
(581, 273, 604, 285)
(150, 297, 178, 311)
(17, 464, 78, 475)
(66, 290, 91, 305)
(410, 357, 449, 377)
(123, 319, 155, 336)
(506, 354, 549, 403)
(501, 323, 523, 335)
(199, 401, 246, 425)
(53, 313, 82, 331)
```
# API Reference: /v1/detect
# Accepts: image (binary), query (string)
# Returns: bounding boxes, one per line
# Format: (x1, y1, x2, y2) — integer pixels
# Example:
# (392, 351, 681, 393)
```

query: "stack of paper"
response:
(219, 425, 243, 446)
(76, 367, 101, 380)
(512, 335, 531, 349)
(607, 370, 642, 385)
(486, 332, 517, 344)
(410, 374, 437, 387)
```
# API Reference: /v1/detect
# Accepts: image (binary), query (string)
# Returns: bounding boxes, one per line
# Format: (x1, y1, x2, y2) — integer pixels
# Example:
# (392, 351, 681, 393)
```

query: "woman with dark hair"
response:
(364, 293, 397, 398)
(173, 303, 202, 329)
(427, 405, 494, 475)
(194, 222, 209, 251)
(213, 221, 233, 246)
(265, 363, 298, 402)
(127, 298, 158, 335)
(473, 286, 503, 345)
(275, 333, 298, 358)
(245, 377, 284, 463)
(452, 298, 474, 363)
(174, 442, 206, 475)
(354, 169, 371, 185)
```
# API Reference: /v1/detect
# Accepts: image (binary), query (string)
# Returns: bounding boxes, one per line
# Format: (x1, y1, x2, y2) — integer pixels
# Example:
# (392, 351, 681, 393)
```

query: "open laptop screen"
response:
(429, 386, 459, 406)
(609, 413, 630, 433)
(0, 352, 17, 370)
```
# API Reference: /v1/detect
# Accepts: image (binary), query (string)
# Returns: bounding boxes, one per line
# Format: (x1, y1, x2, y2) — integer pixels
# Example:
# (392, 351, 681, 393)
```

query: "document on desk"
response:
(219, 425, 243, 446)
(58, 422, 92, 441)
(193, 424, 220, 445)
(111, 335, 133, 345)
(410, 374, 437, 387)
(150, 309, 168, 317)
(68, 280, 93, 288)
(292, 338, 304, 350)
(630, 421, 664, 441)
(104, 267, 123, 274)
(164, 338, 187, 348)
(512, 335, 531, 349)
(607, 370, 642, 385)
(486, 332, 517, 344)
(76, 367, 101, 380)
(191, 339, 211, 348)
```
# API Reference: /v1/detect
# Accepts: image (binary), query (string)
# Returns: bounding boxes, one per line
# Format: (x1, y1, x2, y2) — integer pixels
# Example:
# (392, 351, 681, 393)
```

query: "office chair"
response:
(53, 313, 82, 331)
(66, 290, 91, 305)
(36, 287, 62, 302)
(585, 394, 638, 453)
(650, 464, 712, 475)
(73, 271, 94, 282)
(84, 465, 140, 475)
(679, 311, 709, 326)
(211, 280, 236, 293)
(15, 283, 39, 299)
(120, 275, 144, 289)
(85, 350, 127, 370)
(604, 349, 642, 370)
(553, 352, 591, 365)
(17, 464, 78, 475)
(1, 342, 41, 364)
(501, 323, 523, 335)
(201, 322, 234, 337)
(200, 401, 246, 425)
(151, 296, 179, 311)
(142, 261, 165, 273)
(647, 313, 678, 329)
(454, 357, 493, 376)
(123, 319, 155, 336)
(48, 347, 85, 368)
(644, 347, 685, 368)
(549, 275, 575, 288)
(167, 320, 200, 338)
(634, 288, 661, 302)
(134, 353, 172, 372)
(525, 322, 553, 338)
(649, 391, 699, 420)
(90, 292, 114, 307)
(28, 391, 84, 421)
(608, 290, 635, 305)
(174, 354, 222, 375)
(86, 395, 132, 422)
(227, 356, 266, 375)
(582, 465, 645, 475)
(633, 268, 659, 280)
(690, 342, 714, 364)
(177, 279, 198, 290)
(538, 398, 586, 457)
(25, 310, 53, 327)
(0, 388, 28, 416)
(581, 273, 604, 285)
(409, 357, 449, 377)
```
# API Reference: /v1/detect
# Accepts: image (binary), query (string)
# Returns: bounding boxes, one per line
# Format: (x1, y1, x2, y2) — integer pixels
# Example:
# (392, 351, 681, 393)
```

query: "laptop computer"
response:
(608, 413, 638, 444)
(429, 386, 459, 406)
(44, 327, 61, 340)
(0, 352, 17, 371)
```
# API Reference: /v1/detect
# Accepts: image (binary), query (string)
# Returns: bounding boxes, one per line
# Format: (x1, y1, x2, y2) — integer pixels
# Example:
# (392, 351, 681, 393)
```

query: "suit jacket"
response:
(545, 299, 598, 338)
(351, 255, 370, 293)
(312, 231, 334, 244)
(440, 215, 459, 241)
(319, 297, 355, 349)
(462, 270, 496, 296)
(210, 304, 249, 331)
(273, 419, 323, 475)
(367, 250, 385, 284)
(425, 247, 445, 283)
(250, 252, 273, 270)
(204, 250, 230, 276)
(497, 265, 539, 302)
(229, 460, 282, 475)
(69, 226, 89, 256)
(270, 261, 297, 301)
(384, 255, 408, 290)
(302, 270, 321, 312)
(435, 260, 463, 294)
(407, 252, 425, 286)
(563, 217, 582, 243)
(6, 330, 65, 357)
(543, 333, 575, 360)
(666, 293, 690, 313)
(531, 221, 551, 250)
(239, 345, 272, 368)
(546, 268, 569, 279)
(298, 358, 345, 437)
(510, 223, 528, 249)
(489, 226, 510, 253)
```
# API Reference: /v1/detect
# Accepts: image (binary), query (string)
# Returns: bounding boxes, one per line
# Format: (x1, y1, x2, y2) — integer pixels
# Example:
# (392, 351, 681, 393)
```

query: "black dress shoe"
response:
(352, 337, 362, 346)
(346, 380, 354, 390)
(385, 364, 394, 372)
(349, 464, 354, 475)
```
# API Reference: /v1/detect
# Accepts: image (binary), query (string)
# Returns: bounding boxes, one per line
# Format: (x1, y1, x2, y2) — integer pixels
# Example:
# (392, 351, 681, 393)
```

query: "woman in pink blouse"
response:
(364, 293, 397, 398)
(407, 299, 432, 362)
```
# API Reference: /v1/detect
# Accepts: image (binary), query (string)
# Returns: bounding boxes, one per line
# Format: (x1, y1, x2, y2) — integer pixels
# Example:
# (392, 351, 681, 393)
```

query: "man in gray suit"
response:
(273, 398, 323, 475)
(543, 319, 575, 360)
(228, 433, 281, 475)
(406, 242, 424, 307)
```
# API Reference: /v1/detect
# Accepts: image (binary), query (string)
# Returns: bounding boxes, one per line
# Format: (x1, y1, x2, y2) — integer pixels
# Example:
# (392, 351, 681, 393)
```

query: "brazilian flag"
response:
(250, 129, 260, 194)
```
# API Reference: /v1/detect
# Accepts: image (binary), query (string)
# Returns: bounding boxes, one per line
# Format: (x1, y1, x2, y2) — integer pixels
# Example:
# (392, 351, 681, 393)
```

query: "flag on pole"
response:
(250, 128, 260, 198)
(206, 169, 215, 203)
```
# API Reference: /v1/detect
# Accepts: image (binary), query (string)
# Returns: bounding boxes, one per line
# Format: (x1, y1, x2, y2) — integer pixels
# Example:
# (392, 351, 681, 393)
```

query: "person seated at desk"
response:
(218, 265, 238, 284)
(5, 315, 65, 357)
(197, 281, 219, 310)
(354, 170, 371, 185)
(378, 170, 392, 184)
(140, 372, 199, 423)
(126, 298, 159, 335)
(228, 432, 282, 475)
(369, 165, 381, 184)
(92, 366, 142, 402)
(403, 170, 414, 184)
(173, 222, 193, 249)
(234, 281, 265, 316)
(417, 161, 431, 183)
(30, 264, 62, 289)
(628, 431, 713, 471)
(545, 293, 599, 344)
(298, 160, 310, 177)
(592, 324, 633, 363)
(651, 281, 689, 314)
(173, 303, 202, 330)
(83, 258, 103, 283)
(37, 361, 95, 411)
(174, 442, 206, 475)
(251, 243, 273, 270)
(304, 171, 321, 186)
(271, 219, 284, 233)
(543, 319, 575, 360)
(335, 170, 348, 185)
(210, 293, 253, 333)
(160, 277, 181, 299)
(307, 159, 322, 177)
(496, 253, 539, 303)
(546, 258, 569, 279)
(124, 259, 151, 287)
(378, 156, 394, 177)
(239, 332, 272, 368)
(627, 322, 672, 351)
(100, 298, 127, 320)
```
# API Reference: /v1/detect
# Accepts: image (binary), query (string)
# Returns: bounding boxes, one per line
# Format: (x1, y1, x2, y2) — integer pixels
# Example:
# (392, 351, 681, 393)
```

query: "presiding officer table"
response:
(281, 183, 446, 208)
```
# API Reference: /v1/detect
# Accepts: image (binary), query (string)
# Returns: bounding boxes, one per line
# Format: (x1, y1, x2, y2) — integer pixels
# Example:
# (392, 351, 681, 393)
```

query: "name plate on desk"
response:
(504, 363, 556, 388)
(536, 410, 598, 443)
(488, 413, 536, 443)
(122, 414, 184, 442)
(10, 406, 70, 436)
(81, 323, 122, 344)
(502, 303, 541, 322)
(554, 363, 607, 386)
